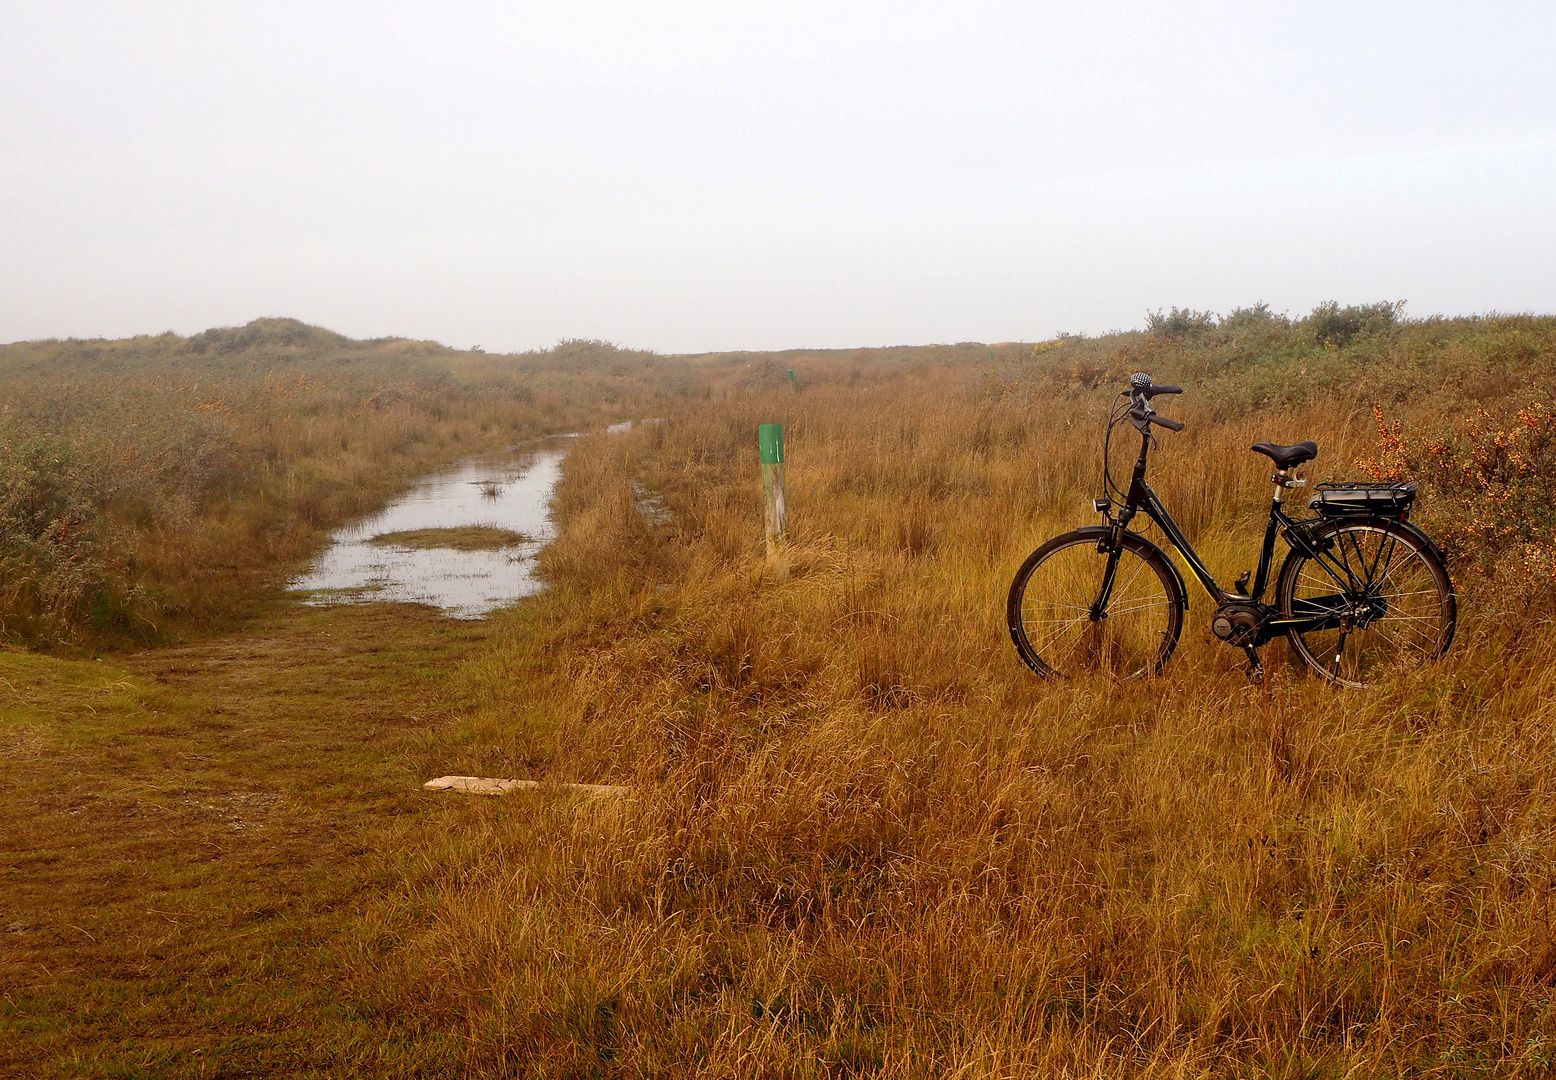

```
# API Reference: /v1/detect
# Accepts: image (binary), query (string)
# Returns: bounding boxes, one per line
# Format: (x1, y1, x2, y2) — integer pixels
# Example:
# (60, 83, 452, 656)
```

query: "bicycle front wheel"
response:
(1276, 517, 1456, 688)
(1008, 529, 1184, 679)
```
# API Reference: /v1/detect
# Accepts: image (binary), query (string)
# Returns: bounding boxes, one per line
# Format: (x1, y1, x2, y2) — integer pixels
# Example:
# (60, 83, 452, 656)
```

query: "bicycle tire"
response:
(1275, 516, 1456, 688)
(1008, 528, 1185, 679)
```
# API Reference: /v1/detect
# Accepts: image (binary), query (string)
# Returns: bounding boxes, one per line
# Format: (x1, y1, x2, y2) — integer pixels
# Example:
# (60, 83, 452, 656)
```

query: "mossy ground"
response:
(0, 601, 496, 1077)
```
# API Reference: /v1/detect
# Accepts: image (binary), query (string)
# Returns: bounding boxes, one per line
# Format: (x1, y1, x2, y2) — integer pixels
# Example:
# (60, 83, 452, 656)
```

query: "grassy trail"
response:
(6, 315, 1556, 1074)
(0, 602, 485, 1078)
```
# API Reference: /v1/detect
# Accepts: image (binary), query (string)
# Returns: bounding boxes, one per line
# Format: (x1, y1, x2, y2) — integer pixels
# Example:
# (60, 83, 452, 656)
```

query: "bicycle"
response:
(1006, 373, 1457, 687)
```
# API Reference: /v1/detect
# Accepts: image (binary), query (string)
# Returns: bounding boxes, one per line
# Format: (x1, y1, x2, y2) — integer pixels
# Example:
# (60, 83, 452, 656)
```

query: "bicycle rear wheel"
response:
(1276, 517, 1456, 688)
(1008, 529, 1184, 679)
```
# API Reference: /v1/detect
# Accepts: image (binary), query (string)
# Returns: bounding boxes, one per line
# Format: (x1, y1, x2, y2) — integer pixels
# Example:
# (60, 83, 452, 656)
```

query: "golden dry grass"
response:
(400, 327, 1556, 1076)
(6, 314, 1556, 1076)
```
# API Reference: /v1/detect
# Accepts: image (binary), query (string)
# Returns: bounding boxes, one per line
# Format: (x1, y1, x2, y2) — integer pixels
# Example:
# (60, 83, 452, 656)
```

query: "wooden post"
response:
(758, 423, 787, 558)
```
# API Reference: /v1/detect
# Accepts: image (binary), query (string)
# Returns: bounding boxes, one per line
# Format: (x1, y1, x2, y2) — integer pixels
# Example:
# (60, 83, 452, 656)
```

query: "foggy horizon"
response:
(8, 299, 1548, 358)
(4, 1, 1553, 353)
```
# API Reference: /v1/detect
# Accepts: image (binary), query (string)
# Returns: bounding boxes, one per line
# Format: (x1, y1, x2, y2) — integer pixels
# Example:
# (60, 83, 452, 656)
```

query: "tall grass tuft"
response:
(398, 312, 1556, 1075)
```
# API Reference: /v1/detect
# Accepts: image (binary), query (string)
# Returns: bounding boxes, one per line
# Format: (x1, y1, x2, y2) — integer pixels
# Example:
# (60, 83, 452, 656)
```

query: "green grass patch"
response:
(0, 601, 503, 1077)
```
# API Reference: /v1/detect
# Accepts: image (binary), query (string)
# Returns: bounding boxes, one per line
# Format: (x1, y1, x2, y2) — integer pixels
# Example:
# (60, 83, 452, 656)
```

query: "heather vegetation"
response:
(0, 318, 688, 643)
(5, 309, 1556, 1076)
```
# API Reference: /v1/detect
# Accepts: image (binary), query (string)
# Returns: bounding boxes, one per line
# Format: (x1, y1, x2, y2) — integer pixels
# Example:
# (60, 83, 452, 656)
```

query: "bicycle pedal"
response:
(1242, 645, 1264, 685)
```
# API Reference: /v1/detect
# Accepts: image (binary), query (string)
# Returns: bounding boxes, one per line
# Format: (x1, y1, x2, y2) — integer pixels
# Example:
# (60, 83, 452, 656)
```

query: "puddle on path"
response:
(289, 436, 573, 618)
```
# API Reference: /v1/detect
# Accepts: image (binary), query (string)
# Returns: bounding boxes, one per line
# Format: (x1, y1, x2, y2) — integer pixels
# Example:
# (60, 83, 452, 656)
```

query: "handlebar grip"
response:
(1149, 414, 1185, 432)
(1145, 384, 1183, 397)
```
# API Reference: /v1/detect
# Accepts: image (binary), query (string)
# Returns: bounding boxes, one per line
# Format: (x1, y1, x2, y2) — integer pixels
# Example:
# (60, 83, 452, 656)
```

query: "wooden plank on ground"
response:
(423, 775, 630, 797)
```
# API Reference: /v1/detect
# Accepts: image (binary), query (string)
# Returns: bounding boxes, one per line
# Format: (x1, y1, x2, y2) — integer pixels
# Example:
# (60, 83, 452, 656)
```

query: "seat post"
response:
(1272, 468, 1290, 502)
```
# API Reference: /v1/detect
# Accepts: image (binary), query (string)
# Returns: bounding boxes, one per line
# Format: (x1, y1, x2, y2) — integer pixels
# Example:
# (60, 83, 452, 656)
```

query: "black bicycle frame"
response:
(1092, 427, 1358, 638)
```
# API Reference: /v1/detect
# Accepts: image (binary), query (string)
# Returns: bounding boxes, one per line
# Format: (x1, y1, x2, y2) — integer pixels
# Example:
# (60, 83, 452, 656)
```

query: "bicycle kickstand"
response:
(1242, 646, 1264, 686)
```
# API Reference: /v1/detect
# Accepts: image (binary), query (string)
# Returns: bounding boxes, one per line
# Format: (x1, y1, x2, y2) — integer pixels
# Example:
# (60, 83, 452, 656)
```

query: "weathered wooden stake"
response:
(758, 422, 787, 558)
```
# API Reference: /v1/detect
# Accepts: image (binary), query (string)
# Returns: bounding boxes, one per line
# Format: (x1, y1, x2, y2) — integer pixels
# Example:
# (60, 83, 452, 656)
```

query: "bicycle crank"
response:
(1210, 601, 1269, 683)
(1210, 600, 1267, 646)
(1242, 646, 1264, 685)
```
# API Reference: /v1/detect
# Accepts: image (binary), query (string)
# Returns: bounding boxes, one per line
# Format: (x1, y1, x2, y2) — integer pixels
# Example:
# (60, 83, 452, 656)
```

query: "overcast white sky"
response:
(3, 1, 1553, 352)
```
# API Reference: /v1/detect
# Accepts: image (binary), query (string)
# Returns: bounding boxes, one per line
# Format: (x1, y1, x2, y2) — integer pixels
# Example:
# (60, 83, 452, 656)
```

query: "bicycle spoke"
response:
(1371, 586, 1440, 602)
(1028, 619, 1090, 654)
(1372, 552, 1431, 597)
(1310, 548, 1360, 594)
(1372, 614, 1440, 649)
(1111, 554, 1151, 598)
(1373, 533, 1399, 585)
(1368, 619, 1434, 655)
(1010, 535, 1180, 679)
(1024, 600, 1100, 615)
(1281, 521, 1452, 686)
(1344, 529, 1373, 584)
(1096, 596, 1173, 618)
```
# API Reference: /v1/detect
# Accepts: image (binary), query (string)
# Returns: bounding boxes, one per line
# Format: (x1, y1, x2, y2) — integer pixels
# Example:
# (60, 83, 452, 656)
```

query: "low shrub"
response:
(1303, 300, 1402, 347)
(1360, 400, 1556, 585)
(1145, 306, 1218, 337)
(0, 434, 111, 639)
(1218, 301, 1290, 332)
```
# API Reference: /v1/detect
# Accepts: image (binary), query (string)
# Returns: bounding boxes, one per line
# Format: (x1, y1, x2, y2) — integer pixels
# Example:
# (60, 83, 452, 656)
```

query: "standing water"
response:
(289, 436, 573, 618)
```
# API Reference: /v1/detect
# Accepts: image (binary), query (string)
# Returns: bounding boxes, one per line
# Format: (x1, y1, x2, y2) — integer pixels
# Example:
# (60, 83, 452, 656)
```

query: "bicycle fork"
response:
(1088, 507, 1134, 621)
(1088, 544, 1123, 621)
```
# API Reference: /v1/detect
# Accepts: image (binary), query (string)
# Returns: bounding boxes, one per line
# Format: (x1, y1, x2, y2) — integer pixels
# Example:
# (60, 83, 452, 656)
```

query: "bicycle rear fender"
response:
(1285, 514, 1449, 569)
(1394, 518, 1449, 568)
(1073, 525, 1190, 611)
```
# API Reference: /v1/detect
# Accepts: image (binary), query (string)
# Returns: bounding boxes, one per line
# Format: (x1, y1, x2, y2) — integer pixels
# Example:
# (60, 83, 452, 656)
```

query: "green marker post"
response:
(787, 368, 796, 390)
(758, 422, 787, 557)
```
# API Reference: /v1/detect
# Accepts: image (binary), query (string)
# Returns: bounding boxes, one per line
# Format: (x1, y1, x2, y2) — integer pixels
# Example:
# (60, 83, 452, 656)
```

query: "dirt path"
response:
(0, 602, 489, 1077)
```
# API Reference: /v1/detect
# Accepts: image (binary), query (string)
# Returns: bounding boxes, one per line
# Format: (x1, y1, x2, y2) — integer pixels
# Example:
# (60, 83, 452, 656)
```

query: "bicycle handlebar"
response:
(1126, 373, 1186, 432)
(1130, 372, 1182, 399)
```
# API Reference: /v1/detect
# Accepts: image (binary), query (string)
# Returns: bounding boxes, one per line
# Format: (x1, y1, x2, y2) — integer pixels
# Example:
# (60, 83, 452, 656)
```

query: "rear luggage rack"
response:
(1309, 480, 1417, 518)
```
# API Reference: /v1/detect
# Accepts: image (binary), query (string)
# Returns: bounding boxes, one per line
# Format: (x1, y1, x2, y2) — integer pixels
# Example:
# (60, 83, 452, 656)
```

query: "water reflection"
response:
(290, 436, 572, 618)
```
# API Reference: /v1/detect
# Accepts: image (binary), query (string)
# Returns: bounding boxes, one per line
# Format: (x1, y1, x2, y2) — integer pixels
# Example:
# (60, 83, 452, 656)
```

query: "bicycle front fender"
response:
(1071, 525, 1190, 612)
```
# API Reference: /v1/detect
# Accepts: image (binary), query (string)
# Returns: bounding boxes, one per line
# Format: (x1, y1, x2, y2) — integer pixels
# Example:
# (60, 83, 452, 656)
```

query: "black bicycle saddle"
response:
(1250, 440, 1318, 469)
